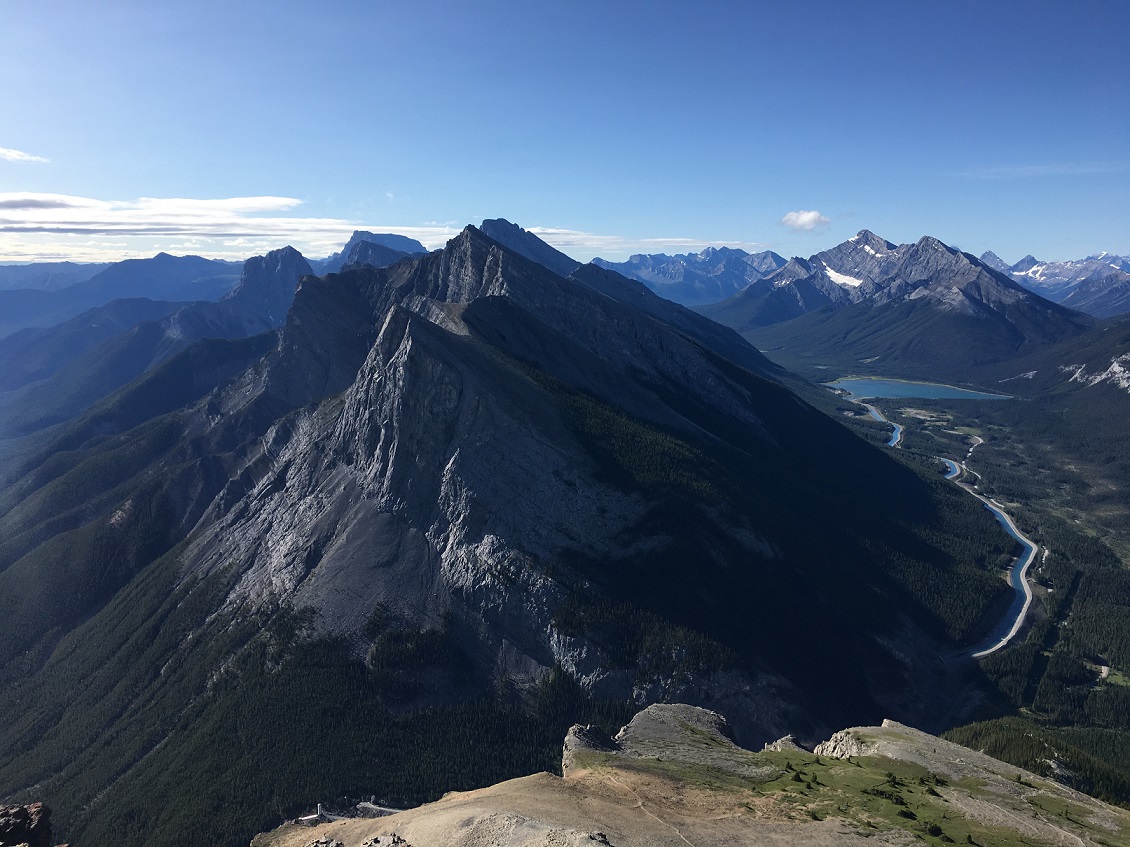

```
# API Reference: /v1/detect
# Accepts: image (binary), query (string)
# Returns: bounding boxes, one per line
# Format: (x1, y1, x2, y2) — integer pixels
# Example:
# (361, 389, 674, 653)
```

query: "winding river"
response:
(851, 398, 1035, 659)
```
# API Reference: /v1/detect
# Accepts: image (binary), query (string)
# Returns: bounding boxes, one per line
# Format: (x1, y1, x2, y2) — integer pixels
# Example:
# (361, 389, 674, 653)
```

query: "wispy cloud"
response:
(956, 161, 1129, 179)
(0, 195, 770, 263)
(780, 210, 829, 232)
(527, 226, 769, 260)
(0, 146, 50, 164)
(0, 197, 80, 210)
(0, 192, 463, 262)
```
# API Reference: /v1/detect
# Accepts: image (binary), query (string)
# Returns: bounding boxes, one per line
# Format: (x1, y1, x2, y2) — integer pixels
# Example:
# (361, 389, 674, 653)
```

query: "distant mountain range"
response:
(0, 253, 242, 338)
(0, 260, 111, 291)
(980, 250, 1130, 319)
(0, 236, 422, 440)
(698, 230, 1095, 382)
(593, 245, 787, 306)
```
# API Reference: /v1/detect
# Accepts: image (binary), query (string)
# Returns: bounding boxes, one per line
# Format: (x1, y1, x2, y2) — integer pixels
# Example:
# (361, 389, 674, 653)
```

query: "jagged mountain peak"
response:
(345, 229, 427, 255)
(223, 246, 311, 309)
(848, 229, 896, 251)
(342, 239, 410, 271)
(698, 245, 745, 259)
(979, 250, 1011, 272)
(477, 218, 582, 278)
(910, 234, 961, 257)
(315, 231, 427, 274)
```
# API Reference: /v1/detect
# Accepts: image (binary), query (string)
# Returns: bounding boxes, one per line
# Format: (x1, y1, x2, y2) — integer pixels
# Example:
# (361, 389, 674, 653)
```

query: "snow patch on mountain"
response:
(823, 263, 863, 288)
(1061, 355, 1130, 393)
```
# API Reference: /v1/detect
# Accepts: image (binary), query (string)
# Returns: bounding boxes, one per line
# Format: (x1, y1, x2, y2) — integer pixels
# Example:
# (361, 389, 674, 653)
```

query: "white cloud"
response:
(0, 192, 462, 262)
(780, 210, 830, 232)
(0, 195, 771, 264)
(526, 226, 769, 261)
(0, 147, 50, 163)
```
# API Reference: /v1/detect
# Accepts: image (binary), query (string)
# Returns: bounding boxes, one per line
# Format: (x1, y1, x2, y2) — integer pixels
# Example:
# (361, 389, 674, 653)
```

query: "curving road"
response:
(857, 399, 1036, 659)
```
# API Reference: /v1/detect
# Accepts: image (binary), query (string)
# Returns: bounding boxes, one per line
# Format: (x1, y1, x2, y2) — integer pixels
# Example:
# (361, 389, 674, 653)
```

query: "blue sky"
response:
(1, 0, 1127, 264)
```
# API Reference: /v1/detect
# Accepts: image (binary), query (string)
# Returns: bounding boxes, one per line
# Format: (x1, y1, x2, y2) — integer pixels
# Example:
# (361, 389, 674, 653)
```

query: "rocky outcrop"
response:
(562, 724, 618, 777)
(0, 803, 53, 847)
(256, 706, 1130, 847)
(812, 728, 871, 759)
(762, 734, 805, 753)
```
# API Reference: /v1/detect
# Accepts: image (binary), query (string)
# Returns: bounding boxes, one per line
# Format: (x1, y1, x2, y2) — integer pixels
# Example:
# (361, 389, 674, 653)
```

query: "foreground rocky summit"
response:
(256, 704, 1130, 847)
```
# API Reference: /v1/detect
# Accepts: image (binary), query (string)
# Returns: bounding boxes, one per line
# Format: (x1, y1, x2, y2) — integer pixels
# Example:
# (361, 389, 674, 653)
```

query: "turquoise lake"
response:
(826, 377, 1012, 401)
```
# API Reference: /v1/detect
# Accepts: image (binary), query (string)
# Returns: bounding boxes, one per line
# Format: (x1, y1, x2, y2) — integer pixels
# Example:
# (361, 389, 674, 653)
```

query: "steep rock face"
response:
(809, 229, 900, 296)
(155, 227, 996, 729)
(978, 250, 1011, 273)
(189, 303, 643, 657)
(221, 245, 313, 329)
